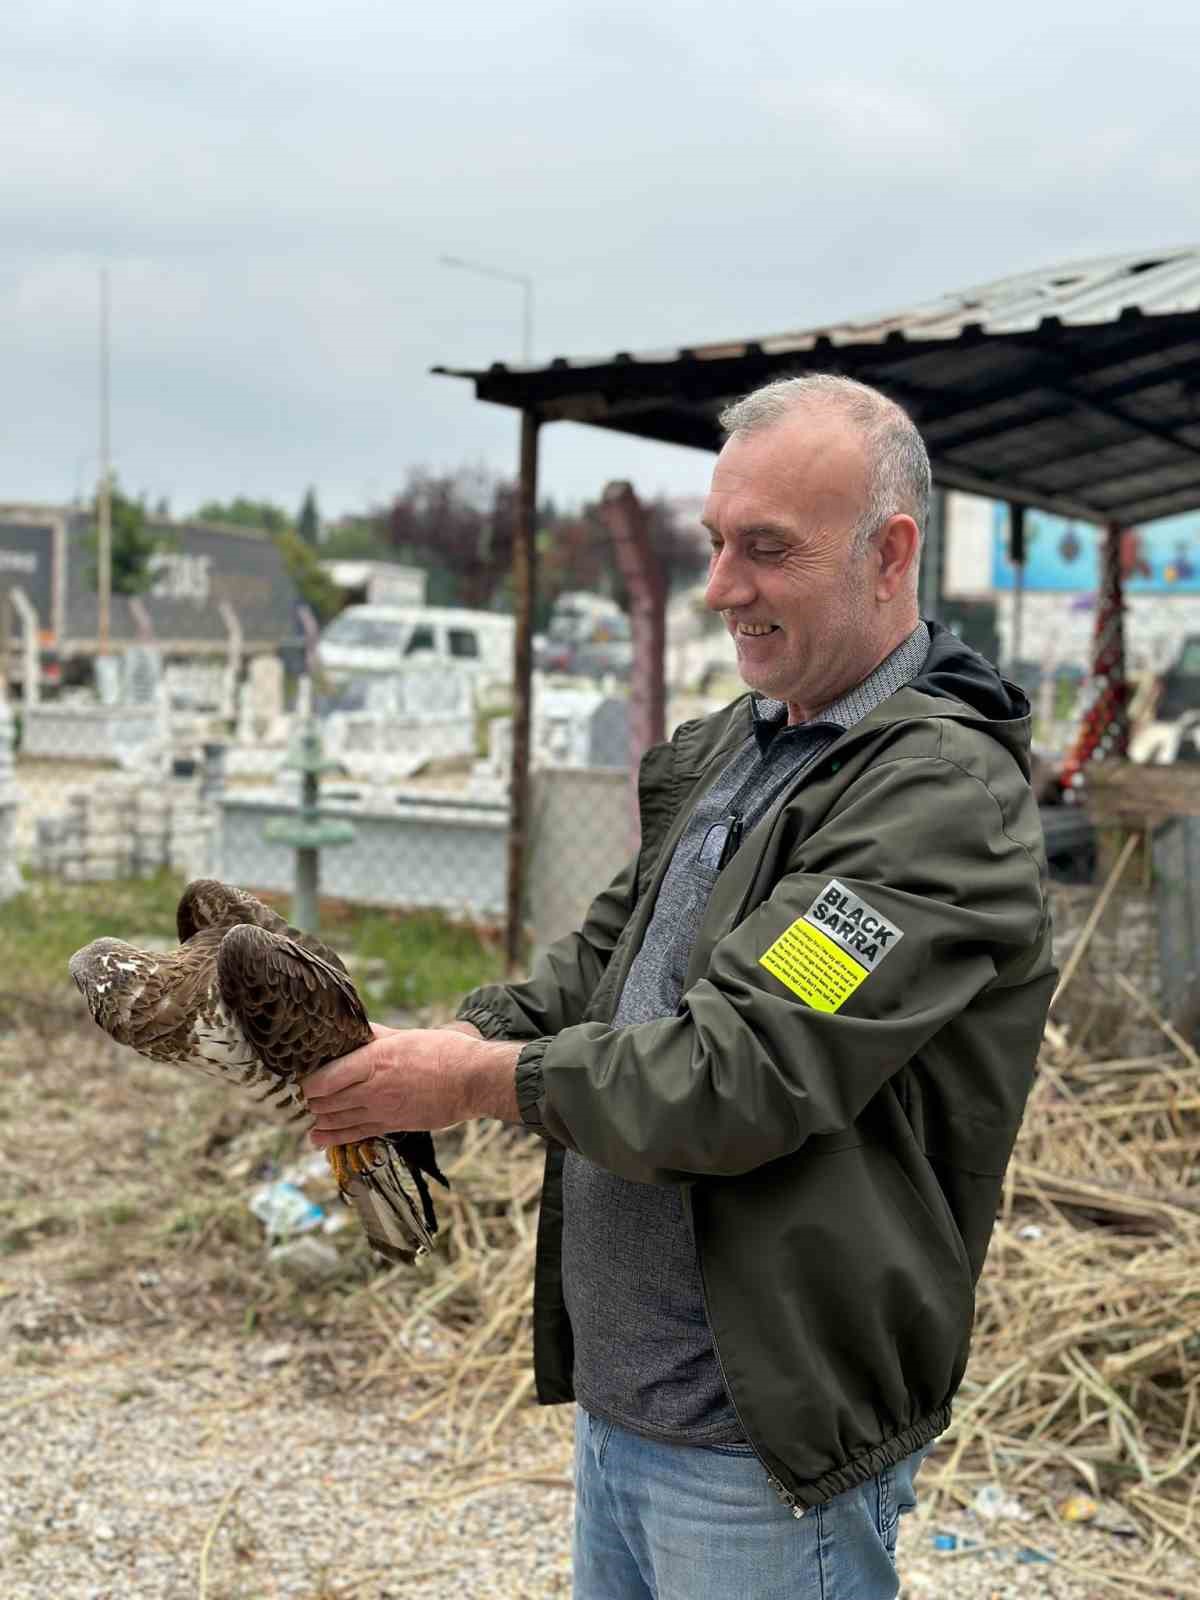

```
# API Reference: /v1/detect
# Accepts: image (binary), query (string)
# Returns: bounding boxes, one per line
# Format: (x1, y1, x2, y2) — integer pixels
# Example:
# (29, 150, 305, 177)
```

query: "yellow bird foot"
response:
(327, 1144, 349, 1189)
(348, 1139, 383, 1175)
(327, 1140, 383, 1192)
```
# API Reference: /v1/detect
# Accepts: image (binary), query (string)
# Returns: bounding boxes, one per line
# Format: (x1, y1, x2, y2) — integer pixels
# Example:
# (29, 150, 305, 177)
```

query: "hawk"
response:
(68, 879, 447, 1263)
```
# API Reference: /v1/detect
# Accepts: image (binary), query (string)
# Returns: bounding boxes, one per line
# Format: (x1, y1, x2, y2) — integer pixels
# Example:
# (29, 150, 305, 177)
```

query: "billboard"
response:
(991, 506, 1200, 593)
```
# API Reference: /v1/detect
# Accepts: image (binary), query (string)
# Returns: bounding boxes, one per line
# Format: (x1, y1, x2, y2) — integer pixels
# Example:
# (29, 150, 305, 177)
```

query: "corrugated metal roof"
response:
(434, 246, 1200, 526)
(437, 246, 1200, 379)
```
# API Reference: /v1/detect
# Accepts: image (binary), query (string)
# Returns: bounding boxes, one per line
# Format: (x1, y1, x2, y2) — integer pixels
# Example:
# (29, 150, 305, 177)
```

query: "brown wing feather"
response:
(215, 923, 370, 1082)
(213, 921, 447, 1260)
(85, 929, 224, 1060)
(177, 879, 348, 975)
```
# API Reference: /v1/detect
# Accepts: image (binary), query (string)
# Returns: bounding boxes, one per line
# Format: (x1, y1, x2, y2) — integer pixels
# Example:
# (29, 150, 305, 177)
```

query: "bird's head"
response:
(69, 938, 159, 1039)
(176, 878, 252, 943)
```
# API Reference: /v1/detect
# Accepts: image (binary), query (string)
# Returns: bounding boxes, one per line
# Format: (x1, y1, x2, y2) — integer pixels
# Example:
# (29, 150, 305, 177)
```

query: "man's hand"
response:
(303, 1026, 522, 1147)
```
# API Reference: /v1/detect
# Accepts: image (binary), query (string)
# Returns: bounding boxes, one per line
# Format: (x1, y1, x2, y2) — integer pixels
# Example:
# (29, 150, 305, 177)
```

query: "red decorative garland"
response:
(1059, 523, 1129, 792)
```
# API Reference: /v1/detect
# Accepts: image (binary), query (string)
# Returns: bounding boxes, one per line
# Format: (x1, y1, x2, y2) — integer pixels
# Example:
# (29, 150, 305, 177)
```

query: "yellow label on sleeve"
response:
(759, 918, 870, 1013)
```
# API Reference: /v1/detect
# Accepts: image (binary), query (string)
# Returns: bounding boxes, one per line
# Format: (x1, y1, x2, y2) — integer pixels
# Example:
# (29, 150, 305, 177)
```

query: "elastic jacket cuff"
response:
(515, 1038, 553, 1136)
(454, 1003, 515, 1041)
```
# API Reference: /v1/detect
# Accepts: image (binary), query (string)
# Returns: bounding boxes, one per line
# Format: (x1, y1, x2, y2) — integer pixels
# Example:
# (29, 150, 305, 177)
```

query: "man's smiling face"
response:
(702, 409, 903, 723)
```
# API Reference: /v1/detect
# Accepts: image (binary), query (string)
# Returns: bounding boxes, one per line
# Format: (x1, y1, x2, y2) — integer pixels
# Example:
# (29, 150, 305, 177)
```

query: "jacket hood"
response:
(910, 621, 1029, 721)
(834, 620, 1034, 780)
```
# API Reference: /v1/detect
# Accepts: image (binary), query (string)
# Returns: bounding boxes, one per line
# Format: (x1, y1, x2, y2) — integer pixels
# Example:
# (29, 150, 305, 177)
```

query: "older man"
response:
(305, 375, 1055, 1599)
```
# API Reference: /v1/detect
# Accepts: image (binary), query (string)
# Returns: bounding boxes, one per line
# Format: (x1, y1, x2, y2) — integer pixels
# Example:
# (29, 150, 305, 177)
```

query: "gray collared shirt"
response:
(561, 623, 931, 1446)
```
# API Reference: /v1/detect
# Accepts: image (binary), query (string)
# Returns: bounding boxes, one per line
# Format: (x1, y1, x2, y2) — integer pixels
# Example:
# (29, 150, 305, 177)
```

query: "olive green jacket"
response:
(458, 625, 1054, 1510)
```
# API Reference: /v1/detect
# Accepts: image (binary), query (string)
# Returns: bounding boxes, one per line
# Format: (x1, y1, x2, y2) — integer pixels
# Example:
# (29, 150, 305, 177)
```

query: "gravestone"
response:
(587, 698, 630, 768)
(94, 655, 123, 707)
(238, 655, 287, 743)
(124, 645, 163, 707)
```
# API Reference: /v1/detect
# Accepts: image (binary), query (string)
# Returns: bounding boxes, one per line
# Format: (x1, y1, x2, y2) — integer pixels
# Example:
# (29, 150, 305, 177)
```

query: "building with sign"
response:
(0, 506, 304, 689)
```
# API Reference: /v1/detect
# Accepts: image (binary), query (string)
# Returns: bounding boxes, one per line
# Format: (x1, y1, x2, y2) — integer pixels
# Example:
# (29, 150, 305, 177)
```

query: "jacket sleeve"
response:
(513, 751, 1048, 1182)
(455, 853, 639, 1045)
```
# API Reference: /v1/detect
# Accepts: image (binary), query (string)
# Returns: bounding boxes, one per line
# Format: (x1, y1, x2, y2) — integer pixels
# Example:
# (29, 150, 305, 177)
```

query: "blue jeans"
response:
(573, 1410, 926, 1600)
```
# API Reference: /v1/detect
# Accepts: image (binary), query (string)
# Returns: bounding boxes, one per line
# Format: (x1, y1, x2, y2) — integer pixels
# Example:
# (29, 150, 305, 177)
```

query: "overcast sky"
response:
(3, 0, 1198, 521)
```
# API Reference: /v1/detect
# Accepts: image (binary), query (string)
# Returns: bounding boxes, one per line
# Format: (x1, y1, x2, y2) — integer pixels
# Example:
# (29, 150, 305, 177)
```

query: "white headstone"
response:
(124, 645, 163, 707)
(94, 655, 123, 707)
(249, 655, 285, 723)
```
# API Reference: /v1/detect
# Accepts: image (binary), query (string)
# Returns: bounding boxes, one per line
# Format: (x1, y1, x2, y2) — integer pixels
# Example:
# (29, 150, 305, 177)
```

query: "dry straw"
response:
(3, 864, 1196, 1591)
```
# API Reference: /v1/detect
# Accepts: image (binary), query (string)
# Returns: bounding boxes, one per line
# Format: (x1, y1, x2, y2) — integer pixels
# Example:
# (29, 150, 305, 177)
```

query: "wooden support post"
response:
(505, 410, 539, 976)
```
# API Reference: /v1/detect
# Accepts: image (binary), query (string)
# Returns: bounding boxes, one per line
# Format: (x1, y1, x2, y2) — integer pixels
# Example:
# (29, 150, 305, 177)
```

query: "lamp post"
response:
(439, 253, 534, 365)
(97, 267, 112, 656)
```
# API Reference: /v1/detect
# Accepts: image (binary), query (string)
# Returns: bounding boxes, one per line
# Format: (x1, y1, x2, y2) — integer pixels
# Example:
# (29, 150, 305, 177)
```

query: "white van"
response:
(317, 604, 515, 685)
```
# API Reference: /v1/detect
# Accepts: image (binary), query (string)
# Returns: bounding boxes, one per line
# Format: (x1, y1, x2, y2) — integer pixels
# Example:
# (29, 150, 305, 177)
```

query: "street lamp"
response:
(439, 253, 534, 366)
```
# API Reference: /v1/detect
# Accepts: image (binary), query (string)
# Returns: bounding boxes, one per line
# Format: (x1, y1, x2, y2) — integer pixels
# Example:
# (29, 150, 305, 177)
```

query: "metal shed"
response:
(437, 245, 1200, 961)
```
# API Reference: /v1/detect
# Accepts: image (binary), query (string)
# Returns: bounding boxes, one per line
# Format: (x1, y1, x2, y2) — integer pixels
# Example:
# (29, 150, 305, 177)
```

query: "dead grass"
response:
(2, 861, 1198, 1592)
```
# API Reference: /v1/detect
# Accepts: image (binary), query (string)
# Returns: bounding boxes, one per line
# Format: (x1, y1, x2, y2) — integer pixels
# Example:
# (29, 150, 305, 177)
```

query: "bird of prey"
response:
(68, 879, 447, 1263)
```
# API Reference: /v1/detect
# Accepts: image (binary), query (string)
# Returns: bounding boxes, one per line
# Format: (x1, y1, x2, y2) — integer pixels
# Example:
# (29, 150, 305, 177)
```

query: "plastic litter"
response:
(1058, 1493, 1100, 1523)
(1016, 1547, 1054, 1564)
(972, 1484, 1031, 1521)
(930, 1533, 982, 1554)
(249, 1180, 324, 1237)
(281, 1151, 332, 1187)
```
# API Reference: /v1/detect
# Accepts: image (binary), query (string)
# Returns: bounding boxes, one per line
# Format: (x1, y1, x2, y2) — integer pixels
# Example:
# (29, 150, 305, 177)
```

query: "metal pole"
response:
(294, 679, 319, 933)
(505, 410, 539, 975)
(1008, 502, 1026, 675)
(295, 772, 320, 933)
(596, 483, 666, 846)
(1100, 520, 1129, 759)
(97, 267, 112, 657)
(918, 487, 945, 623)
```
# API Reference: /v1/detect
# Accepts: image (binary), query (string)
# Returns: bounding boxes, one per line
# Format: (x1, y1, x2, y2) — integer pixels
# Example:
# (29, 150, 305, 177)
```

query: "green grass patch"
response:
(0, 869, 504, 1014)
(343, 905, 505, 1011)
(0, 870, 185, 1002)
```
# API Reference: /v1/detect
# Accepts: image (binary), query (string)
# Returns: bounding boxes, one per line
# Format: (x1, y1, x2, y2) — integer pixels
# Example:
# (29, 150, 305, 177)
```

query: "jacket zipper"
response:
(686, 1188, 807, 1519)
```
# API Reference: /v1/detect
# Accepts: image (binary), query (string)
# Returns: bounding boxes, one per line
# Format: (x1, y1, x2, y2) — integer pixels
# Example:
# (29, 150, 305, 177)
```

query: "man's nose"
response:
(704, 545, 755, 612)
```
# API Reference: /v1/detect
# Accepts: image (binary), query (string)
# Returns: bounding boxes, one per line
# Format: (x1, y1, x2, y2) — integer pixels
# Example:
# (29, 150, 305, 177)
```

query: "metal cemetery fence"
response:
(0, 655, 644, 969)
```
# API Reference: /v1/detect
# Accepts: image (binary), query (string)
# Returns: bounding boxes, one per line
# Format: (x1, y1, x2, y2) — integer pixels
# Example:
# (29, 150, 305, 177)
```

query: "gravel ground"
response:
(4, 1272, 1193, 1600)
(3, 996, 1195, 1600)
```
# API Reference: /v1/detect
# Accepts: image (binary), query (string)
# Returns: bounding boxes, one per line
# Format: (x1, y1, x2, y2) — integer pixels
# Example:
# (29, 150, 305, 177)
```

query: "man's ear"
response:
(873, 515, 921, 602)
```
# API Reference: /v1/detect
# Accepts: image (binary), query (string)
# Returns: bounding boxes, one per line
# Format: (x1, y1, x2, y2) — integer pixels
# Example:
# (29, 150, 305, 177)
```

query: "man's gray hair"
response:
(718, 373, 931, 553)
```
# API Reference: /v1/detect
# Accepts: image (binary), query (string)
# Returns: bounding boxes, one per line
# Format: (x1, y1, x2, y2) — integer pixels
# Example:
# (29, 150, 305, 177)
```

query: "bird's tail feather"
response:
(343, 1155, 438, 1264)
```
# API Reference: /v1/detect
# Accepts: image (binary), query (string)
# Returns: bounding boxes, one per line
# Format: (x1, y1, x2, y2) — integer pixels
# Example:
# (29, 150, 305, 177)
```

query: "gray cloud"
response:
(3, 0, 1199, 517)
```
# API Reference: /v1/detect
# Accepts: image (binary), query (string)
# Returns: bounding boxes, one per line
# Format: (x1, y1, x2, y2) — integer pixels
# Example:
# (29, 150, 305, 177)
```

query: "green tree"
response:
(297, 487, 321, 547)
(274, 529, 342, 624)
(193, 497, 292, 534)
(320, 514, 393, 561)
(83, 479, 173, 596)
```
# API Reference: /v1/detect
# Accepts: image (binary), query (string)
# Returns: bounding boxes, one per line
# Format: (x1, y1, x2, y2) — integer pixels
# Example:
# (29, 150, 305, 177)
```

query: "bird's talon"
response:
(350, 1140, 380, 1175)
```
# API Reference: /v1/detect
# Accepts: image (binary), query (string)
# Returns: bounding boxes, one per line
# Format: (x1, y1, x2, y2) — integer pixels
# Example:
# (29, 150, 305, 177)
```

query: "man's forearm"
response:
(464, 1039, 523, 1123)
(440, 1019, 521, 1122)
